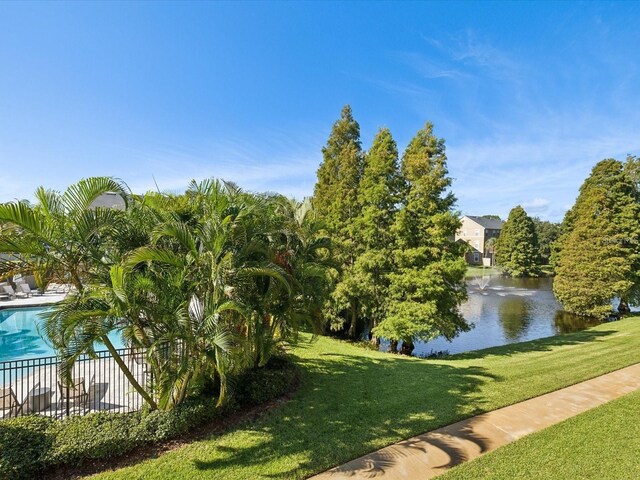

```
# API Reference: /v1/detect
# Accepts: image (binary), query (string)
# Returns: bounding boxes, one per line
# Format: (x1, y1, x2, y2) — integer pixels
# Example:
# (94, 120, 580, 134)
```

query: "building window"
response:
(475, 229, 480, 236)
(474, 240, 479, 249)
(463, 230, 467, 236)
(473, 252, 480, 263)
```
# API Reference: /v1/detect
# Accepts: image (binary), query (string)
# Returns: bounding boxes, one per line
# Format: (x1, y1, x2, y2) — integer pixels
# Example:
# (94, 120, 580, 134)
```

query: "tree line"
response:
(492, 156, 640, 319)
(491, 207, 560, 277)
(312, 106, 468, 354)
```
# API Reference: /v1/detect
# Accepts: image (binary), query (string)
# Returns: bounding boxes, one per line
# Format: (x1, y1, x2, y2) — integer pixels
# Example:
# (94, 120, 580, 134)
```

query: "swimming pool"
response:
(0, 307, 125, 362)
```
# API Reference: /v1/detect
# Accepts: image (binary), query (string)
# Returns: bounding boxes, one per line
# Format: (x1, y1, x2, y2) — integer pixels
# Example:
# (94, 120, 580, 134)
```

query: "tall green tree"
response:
(313, 105, 365, 337)
(353, 128, 402, 343)
(313, 105, 363, 230)
(532, 217, 560, 266)
(495, 206, 540, 277)
(554, 159, 640, 318)
(623, 155, 640, 307)
(373, 123, 468, 355)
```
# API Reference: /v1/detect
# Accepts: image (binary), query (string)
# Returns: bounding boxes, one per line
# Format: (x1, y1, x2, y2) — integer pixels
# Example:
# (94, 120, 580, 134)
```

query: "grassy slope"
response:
(442, 388, 640, 479)
(92, 317, 640, 480)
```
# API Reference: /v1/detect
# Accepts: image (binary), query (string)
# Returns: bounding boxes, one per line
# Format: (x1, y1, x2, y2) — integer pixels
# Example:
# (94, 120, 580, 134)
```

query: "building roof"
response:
(89, 192, 127, 210)
(464, 215, 504, 230)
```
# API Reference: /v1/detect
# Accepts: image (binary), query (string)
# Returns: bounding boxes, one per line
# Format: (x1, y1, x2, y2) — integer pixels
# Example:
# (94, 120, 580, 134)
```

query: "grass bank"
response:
(442, 387, 640, 479)
(464, 266, 501, 278)
(92, 317, 640, 480)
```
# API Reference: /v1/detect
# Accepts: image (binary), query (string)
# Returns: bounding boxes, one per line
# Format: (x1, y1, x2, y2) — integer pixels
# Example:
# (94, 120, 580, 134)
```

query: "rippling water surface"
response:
(382, 276, 602, 356)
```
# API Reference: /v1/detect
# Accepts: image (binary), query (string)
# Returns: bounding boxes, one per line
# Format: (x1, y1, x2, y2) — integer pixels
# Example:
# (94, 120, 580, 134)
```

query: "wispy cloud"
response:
(391, 51, 472, 81)
(362, 28, 640, 222)
(122, 132, 323, 200)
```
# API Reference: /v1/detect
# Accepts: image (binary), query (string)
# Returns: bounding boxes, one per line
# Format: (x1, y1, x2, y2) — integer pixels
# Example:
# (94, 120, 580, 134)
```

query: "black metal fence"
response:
(0, 347, 151, 419)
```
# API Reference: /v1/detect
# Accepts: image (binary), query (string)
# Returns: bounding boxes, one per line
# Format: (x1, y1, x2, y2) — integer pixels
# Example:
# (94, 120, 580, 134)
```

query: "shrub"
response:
(0, 356, 298, 479)
(0, 415, 56, 480)
(233, 356, 299, 406)
(48, 412, 142, 465)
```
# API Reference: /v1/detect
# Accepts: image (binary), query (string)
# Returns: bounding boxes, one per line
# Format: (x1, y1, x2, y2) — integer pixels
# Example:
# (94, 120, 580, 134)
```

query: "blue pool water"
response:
(0, 307, 125, 362)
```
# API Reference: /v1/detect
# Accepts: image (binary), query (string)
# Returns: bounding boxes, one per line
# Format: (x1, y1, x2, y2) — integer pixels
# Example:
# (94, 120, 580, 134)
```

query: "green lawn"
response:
(442, 388, 640, 479)
(92, 317, 640, 480)
(465, 266, 501, 278)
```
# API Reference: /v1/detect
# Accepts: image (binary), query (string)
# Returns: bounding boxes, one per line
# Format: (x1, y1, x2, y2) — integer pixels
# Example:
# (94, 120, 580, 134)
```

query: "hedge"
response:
(0, 356, 298, 480)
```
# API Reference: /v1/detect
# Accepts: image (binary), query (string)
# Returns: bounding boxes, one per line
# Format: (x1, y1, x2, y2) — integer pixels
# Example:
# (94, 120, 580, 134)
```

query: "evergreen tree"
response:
(495, 206, 540, 277)
(373, 123, 468, 355)
(312, 105, 365, 337)
(532, 218, 561, 266)
(624, 155, 640, 307)
(352, 128, 402, 342)
(553, 159, 640, 318)
(313, 105, 362, 229)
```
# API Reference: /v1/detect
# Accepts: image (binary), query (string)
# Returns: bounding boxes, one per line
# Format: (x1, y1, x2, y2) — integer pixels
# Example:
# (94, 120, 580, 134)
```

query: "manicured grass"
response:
(465, 266, 501, 278)
(442, 388, 640, 479)
(92, 317, 640, 480)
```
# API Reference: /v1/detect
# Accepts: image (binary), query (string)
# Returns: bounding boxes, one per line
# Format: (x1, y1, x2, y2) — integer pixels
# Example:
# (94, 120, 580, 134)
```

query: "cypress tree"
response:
(373, 123, 468, 354)
(553, 159, 640, 318)
(495, 206, 540, 277)
(312, 105, 365, 337)
(532, 218, 561, 267)
(313, 105, 363, 231)
(352, 128, 402, 342)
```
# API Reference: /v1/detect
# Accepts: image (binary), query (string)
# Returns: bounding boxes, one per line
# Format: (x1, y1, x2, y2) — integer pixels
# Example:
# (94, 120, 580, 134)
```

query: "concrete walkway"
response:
(312, 362, 640, 479)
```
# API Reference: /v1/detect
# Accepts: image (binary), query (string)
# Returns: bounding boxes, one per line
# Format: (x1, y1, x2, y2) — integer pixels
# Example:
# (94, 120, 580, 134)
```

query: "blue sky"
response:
(1, 1, 639, 221)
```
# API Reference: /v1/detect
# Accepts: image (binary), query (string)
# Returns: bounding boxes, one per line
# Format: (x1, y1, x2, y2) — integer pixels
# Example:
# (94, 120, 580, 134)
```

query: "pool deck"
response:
(1, 354, 149, 419)
(0, 292, 67, 309)
(0, 288, 151, 419)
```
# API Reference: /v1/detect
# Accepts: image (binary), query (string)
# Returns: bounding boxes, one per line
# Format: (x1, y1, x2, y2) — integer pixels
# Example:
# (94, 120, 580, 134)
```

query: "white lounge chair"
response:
(2, 285, 16, 299)
(17, 283, 33, 297)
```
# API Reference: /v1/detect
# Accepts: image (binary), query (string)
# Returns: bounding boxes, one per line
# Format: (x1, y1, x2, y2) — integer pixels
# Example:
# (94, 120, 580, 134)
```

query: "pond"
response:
(382, 276, 602, 357)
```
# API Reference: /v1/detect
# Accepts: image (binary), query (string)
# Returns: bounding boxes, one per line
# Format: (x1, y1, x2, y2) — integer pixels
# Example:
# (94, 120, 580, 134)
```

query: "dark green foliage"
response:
(373, 124, 468, 353)
(532, 218, 561, 266)
(0, 415, 56, 480)
(554, 159, 640, 318)
(0, 357, 297, 479)
(233, 356, 299, 405)
(495, 206, 541, 277)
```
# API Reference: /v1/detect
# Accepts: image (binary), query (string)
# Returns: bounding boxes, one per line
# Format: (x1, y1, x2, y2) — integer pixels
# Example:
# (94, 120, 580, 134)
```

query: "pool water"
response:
(0, 307, 125, 362)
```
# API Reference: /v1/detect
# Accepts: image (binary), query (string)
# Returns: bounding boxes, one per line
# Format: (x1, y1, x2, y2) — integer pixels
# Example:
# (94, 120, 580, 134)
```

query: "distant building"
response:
(90, 192, 126, 210)
(455, 215, 504, 265)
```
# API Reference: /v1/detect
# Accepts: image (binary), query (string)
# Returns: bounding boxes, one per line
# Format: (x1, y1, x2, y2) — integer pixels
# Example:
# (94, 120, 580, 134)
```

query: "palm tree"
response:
(0, 177, 156, 408)
(0, 177, 130, 288)
(126, 180, 290, 403)
(485, 237, 498, 266)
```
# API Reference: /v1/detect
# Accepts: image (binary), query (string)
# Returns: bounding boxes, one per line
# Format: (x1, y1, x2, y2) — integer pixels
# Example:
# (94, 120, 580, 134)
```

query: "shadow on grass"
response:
(191, 350, 499, 478)
(448, 328, 616, 361)
(185, 327, 618, 478)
